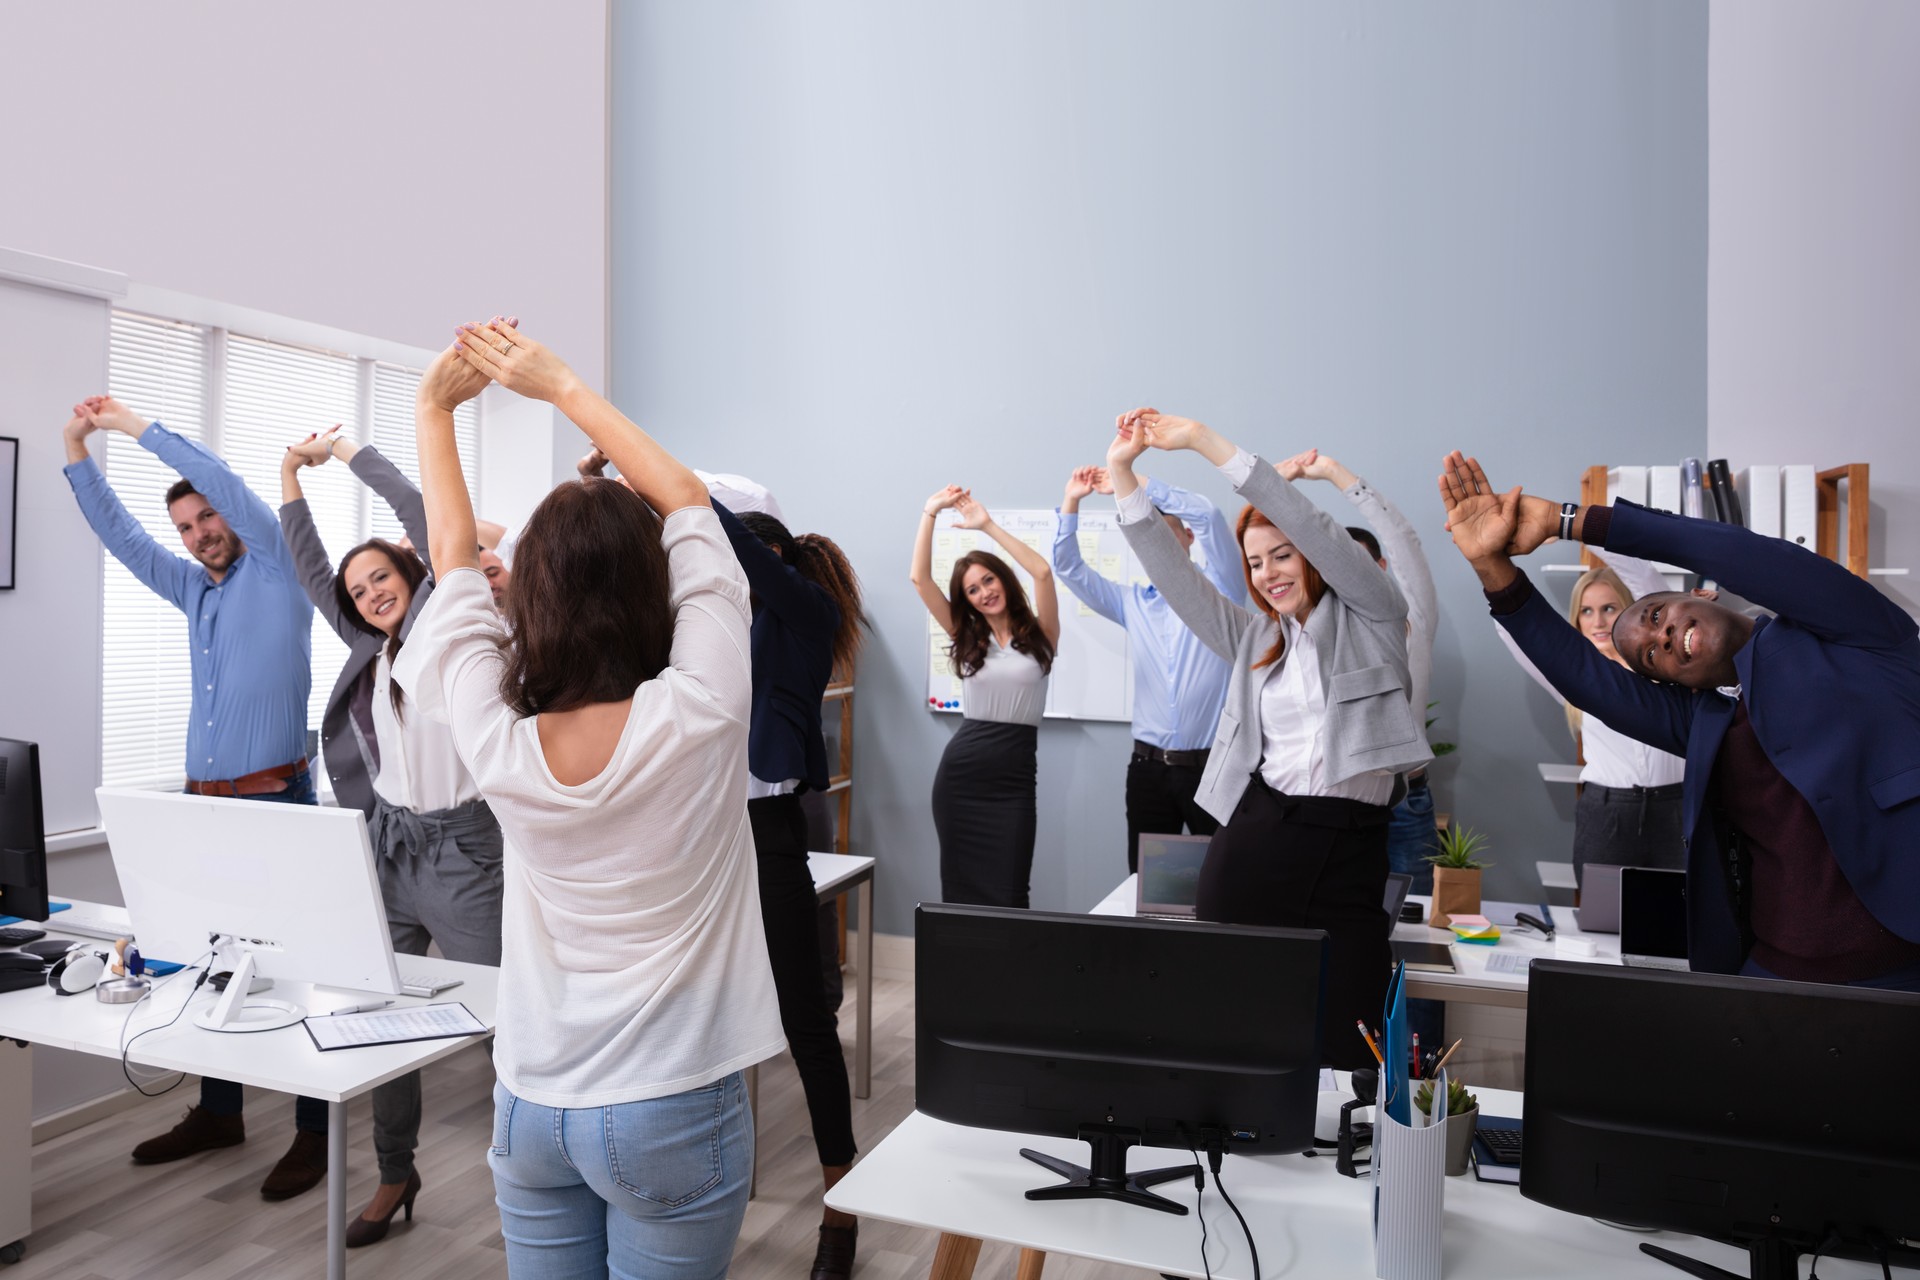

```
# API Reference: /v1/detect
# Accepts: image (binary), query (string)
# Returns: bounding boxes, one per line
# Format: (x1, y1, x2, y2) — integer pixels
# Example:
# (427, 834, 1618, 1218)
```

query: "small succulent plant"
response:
(1414, 1076, 1478, 1118)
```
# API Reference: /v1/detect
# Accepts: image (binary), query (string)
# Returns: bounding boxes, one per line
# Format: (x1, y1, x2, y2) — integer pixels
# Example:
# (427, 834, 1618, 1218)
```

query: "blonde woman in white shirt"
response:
(395, 321, 783, 1280)
(1497, 550, 1689, 888)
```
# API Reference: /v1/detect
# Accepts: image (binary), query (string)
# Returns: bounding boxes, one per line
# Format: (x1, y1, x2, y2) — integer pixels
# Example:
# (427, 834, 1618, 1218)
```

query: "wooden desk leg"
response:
(930, 1233, 982, 1278)
(1015, 1247, 1047, 1279)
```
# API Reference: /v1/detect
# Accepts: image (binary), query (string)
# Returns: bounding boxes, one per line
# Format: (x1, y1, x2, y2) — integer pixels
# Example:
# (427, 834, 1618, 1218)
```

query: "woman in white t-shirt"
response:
(394, 321, 784, 1280)
(1497, 551, 1689, 888)
(910, 485, 1060, 907)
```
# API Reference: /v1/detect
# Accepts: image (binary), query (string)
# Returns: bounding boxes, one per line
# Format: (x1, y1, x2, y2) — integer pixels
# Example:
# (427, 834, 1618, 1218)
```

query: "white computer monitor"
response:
(96, 787, 400, 1031)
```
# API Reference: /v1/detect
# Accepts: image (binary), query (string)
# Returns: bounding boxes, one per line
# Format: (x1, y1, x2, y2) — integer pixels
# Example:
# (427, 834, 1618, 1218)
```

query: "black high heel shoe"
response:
(344, 1169, 421, 1249)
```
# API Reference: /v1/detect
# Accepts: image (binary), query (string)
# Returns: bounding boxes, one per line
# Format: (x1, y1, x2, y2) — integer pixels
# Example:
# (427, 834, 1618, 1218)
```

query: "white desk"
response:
(808, 852, 875, 1099)
(1093, 876, 1620, 1011)
(827, 1090, 1895, 1279)
(0, 903, 498, 1280)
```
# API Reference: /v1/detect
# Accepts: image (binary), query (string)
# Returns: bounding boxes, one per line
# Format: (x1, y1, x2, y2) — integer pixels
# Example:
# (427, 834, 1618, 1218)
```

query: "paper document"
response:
(303, 1002, 487, 1052)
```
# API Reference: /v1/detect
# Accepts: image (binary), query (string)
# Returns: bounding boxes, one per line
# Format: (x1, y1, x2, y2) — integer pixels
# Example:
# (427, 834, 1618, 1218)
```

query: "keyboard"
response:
(49, 904, 134, 942)
(0, 927, 47, 946)
(396, 966, 465, 999)
(1477, 1126, 1523, 1166)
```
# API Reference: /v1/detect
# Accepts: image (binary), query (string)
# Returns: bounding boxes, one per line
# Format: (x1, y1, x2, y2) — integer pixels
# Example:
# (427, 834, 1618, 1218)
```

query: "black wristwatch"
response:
(1558, 501, 1579, 542)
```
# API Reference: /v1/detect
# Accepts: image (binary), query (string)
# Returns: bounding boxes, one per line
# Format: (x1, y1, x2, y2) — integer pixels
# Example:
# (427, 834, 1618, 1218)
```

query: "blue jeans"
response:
(1385, 773, 1436, 895)
(191, 767, 326, 1130)
(489, 1074, 754, 1280)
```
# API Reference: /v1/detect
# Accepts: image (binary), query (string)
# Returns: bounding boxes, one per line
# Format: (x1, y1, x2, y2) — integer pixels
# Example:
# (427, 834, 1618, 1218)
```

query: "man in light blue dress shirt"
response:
(63, 395, 328, 1200)
(1053, 466, 1245, 872)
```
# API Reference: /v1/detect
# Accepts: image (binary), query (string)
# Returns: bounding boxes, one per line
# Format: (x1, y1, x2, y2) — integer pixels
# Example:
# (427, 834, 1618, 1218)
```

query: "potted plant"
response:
(1424, 824, 1490, 929)
(1414, 1076, 1480, 1176)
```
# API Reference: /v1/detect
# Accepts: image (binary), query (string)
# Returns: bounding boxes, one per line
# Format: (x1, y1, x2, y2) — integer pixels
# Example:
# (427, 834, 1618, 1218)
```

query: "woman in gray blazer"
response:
(1106, 410, 1432, 1070)
(280, 428, 502, 1245)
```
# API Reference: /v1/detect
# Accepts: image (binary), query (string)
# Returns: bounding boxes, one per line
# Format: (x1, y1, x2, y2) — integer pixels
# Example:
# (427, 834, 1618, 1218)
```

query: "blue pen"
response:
(126, 947, 145, 978)
(1537, 903, 1557, 934)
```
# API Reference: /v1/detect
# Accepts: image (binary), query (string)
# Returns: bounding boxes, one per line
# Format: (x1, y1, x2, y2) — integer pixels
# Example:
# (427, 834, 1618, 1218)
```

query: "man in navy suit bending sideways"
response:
(1437, 451, 1920, 992)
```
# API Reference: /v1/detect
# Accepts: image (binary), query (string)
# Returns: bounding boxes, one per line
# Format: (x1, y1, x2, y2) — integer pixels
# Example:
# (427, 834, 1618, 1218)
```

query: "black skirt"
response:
(1195, 776, 1393, 1071)
(931, 719, 1038, 909)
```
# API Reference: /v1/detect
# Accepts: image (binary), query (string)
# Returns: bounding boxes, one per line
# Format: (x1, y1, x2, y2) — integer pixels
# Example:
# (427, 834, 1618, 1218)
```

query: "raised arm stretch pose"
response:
(395, 320, 783, 1278)
(1438, 451, 1920, 991)
(911, 485, 1061, 908)
(1107, 410, 1432, 1070)
(1054, 464, 1242, 873)
(61, 395, 334, 1198)
(709, 499, 868, 1279)
(278, 416, 504, 1247)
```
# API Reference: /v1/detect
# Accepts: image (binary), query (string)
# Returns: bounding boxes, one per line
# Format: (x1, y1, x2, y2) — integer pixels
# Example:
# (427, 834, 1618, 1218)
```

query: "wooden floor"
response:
(12, 973, 1156, 1279)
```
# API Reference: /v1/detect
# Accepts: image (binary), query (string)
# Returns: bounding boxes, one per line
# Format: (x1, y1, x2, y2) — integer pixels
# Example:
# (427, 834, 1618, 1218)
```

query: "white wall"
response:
(611, 1, 1710, 930)
(1708, 0, 1920, 612)
(0, 2, 609, 399)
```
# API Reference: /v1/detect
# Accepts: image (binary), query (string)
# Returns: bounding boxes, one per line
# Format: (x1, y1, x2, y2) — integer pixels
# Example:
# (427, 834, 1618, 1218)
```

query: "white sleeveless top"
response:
(960, 637, 1048, 727)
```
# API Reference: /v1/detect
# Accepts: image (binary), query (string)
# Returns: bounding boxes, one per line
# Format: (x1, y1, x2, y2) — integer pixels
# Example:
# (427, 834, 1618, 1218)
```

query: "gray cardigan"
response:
(278, 447, 434, 819)
(1120, 457, 1432, 825)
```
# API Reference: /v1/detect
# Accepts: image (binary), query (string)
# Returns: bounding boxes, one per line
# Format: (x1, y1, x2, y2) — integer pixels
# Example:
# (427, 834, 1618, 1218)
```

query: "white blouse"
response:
(392, 508, 785, 1111)
(1255, 613, 1396, 805)
(369, 649, 484, 814)
(960, 638, 1049, 727)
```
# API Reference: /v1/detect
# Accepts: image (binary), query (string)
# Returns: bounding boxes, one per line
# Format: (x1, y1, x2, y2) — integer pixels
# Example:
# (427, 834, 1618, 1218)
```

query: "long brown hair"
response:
(332, 539, 429, 718)
(947, 550, 1054, 677)
(500, 478, 675, 716)
(1238, 505, 1326, 671)
(736, 512, 866, 672)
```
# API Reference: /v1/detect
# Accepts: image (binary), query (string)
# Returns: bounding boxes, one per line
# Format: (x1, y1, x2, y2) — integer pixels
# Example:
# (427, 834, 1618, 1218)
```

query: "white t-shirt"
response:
(960, 638, 1048, 727)
(369, 648, 484, 814)
(392, 508, 785, 1110)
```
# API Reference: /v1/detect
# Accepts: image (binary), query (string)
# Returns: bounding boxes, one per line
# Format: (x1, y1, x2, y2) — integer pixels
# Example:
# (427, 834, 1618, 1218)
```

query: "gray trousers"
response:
(368, 796, 504, 1183)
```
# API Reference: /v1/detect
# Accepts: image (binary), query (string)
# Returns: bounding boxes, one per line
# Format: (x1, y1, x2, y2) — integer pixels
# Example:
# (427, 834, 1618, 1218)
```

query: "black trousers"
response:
(1572, 783, 1686, 889)
(1124, 751, 1220, 874)
(750, 794, 858, 1167)
(931, 720, 1038, 908)
(1194, 777, 1393, 1072)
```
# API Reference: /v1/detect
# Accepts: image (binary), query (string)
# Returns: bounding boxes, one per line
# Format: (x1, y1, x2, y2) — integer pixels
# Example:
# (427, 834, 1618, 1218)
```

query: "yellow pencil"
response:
(1355, 1020, 1384, 1066)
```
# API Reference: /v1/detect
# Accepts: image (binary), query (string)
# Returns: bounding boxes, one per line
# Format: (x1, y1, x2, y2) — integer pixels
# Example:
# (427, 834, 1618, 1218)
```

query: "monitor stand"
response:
(1020, 1124, 1199, 1216)
(194, 949, 305, 1033)
(1640, 1240, 1801, 1280)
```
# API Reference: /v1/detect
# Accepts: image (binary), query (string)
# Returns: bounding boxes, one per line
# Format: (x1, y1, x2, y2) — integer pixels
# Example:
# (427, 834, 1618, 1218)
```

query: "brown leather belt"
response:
(1131, 740, 1211, 769)
(186, 758, 308, 798)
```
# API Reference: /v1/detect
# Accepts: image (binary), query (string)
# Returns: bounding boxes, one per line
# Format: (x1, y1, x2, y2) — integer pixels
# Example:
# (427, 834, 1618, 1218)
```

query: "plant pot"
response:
(1429, 865, 1482, 930)
(1443, 1106, 1479, 1176)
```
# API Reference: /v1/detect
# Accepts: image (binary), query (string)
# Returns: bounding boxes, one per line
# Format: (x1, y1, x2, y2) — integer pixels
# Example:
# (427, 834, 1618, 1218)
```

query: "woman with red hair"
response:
(1106, 410, 1431, 1069)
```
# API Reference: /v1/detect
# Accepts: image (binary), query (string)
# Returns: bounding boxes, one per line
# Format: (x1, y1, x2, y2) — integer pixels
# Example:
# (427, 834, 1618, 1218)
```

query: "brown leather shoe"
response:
(345, 1169, 421, 1248)
(260, 1129, 328, 1200)
(130, 1106, 245, 1164)
(810, 1223, 857, 1280)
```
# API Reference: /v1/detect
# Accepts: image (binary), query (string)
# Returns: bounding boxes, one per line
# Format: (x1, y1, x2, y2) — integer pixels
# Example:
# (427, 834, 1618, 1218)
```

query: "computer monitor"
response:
(96, 787, 400, 1031)
(916, 903, 1327, 1215)
(1523, 960, 1920, 1280)
(0, 739, 50, 924)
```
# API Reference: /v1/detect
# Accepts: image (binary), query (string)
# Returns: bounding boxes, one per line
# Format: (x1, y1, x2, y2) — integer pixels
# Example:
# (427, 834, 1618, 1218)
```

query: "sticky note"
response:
(936, 533, 956, 553)
(1078, 533, 1100, 558)
(1099, 554, 1122, 577)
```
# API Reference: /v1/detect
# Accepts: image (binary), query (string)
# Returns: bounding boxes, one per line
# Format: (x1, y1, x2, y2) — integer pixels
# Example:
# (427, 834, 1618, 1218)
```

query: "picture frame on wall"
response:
(0, 436, 16, 589)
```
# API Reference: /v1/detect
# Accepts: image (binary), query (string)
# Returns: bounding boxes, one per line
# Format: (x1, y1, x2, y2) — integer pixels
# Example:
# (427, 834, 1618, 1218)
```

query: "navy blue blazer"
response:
(713, 501, 838, 794)
(1494, 499, 1920, 974)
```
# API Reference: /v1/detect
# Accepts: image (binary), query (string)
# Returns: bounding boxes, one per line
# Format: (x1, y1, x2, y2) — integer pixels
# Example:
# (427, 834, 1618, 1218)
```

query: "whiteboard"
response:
(924, 509, 1144, 723)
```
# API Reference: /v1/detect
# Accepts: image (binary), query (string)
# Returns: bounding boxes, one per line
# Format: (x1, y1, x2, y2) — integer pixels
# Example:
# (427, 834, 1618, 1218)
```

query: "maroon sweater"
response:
(1713, 702, 1920, 982)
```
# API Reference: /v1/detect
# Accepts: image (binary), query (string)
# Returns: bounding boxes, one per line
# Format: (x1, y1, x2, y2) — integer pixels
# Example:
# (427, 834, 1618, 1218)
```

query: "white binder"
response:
(1781, 465, 1818, 550)
(1735, 465, 1781, 538)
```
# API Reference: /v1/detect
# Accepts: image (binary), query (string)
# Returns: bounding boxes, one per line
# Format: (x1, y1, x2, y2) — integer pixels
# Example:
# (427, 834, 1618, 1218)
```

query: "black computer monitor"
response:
(0, 739, 49, 923)
(916, 903, 1327, 1215)
(1523, 960, 1920, 1280)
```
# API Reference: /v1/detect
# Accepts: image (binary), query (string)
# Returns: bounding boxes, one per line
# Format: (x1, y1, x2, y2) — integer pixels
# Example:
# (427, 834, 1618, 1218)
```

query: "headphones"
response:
(47, 945, 109, 996)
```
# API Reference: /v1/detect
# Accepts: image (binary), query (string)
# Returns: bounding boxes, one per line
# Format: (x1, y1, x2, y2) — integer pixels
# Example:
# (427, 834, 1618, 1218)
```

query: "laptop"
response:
(1382, 872, 1414, 924)
(1619, 867, 1689, 971)
(1572, 863, 1626, 934)
(1134, 833, 1211, 919)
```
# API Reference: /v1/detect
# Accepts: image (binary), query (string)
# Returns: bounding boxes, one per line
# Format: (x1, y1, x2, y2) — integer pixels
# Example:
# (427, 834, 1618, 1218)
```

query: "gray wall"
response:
(1708, 0, 1920, 615)
(609, 1, 1708, 932)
